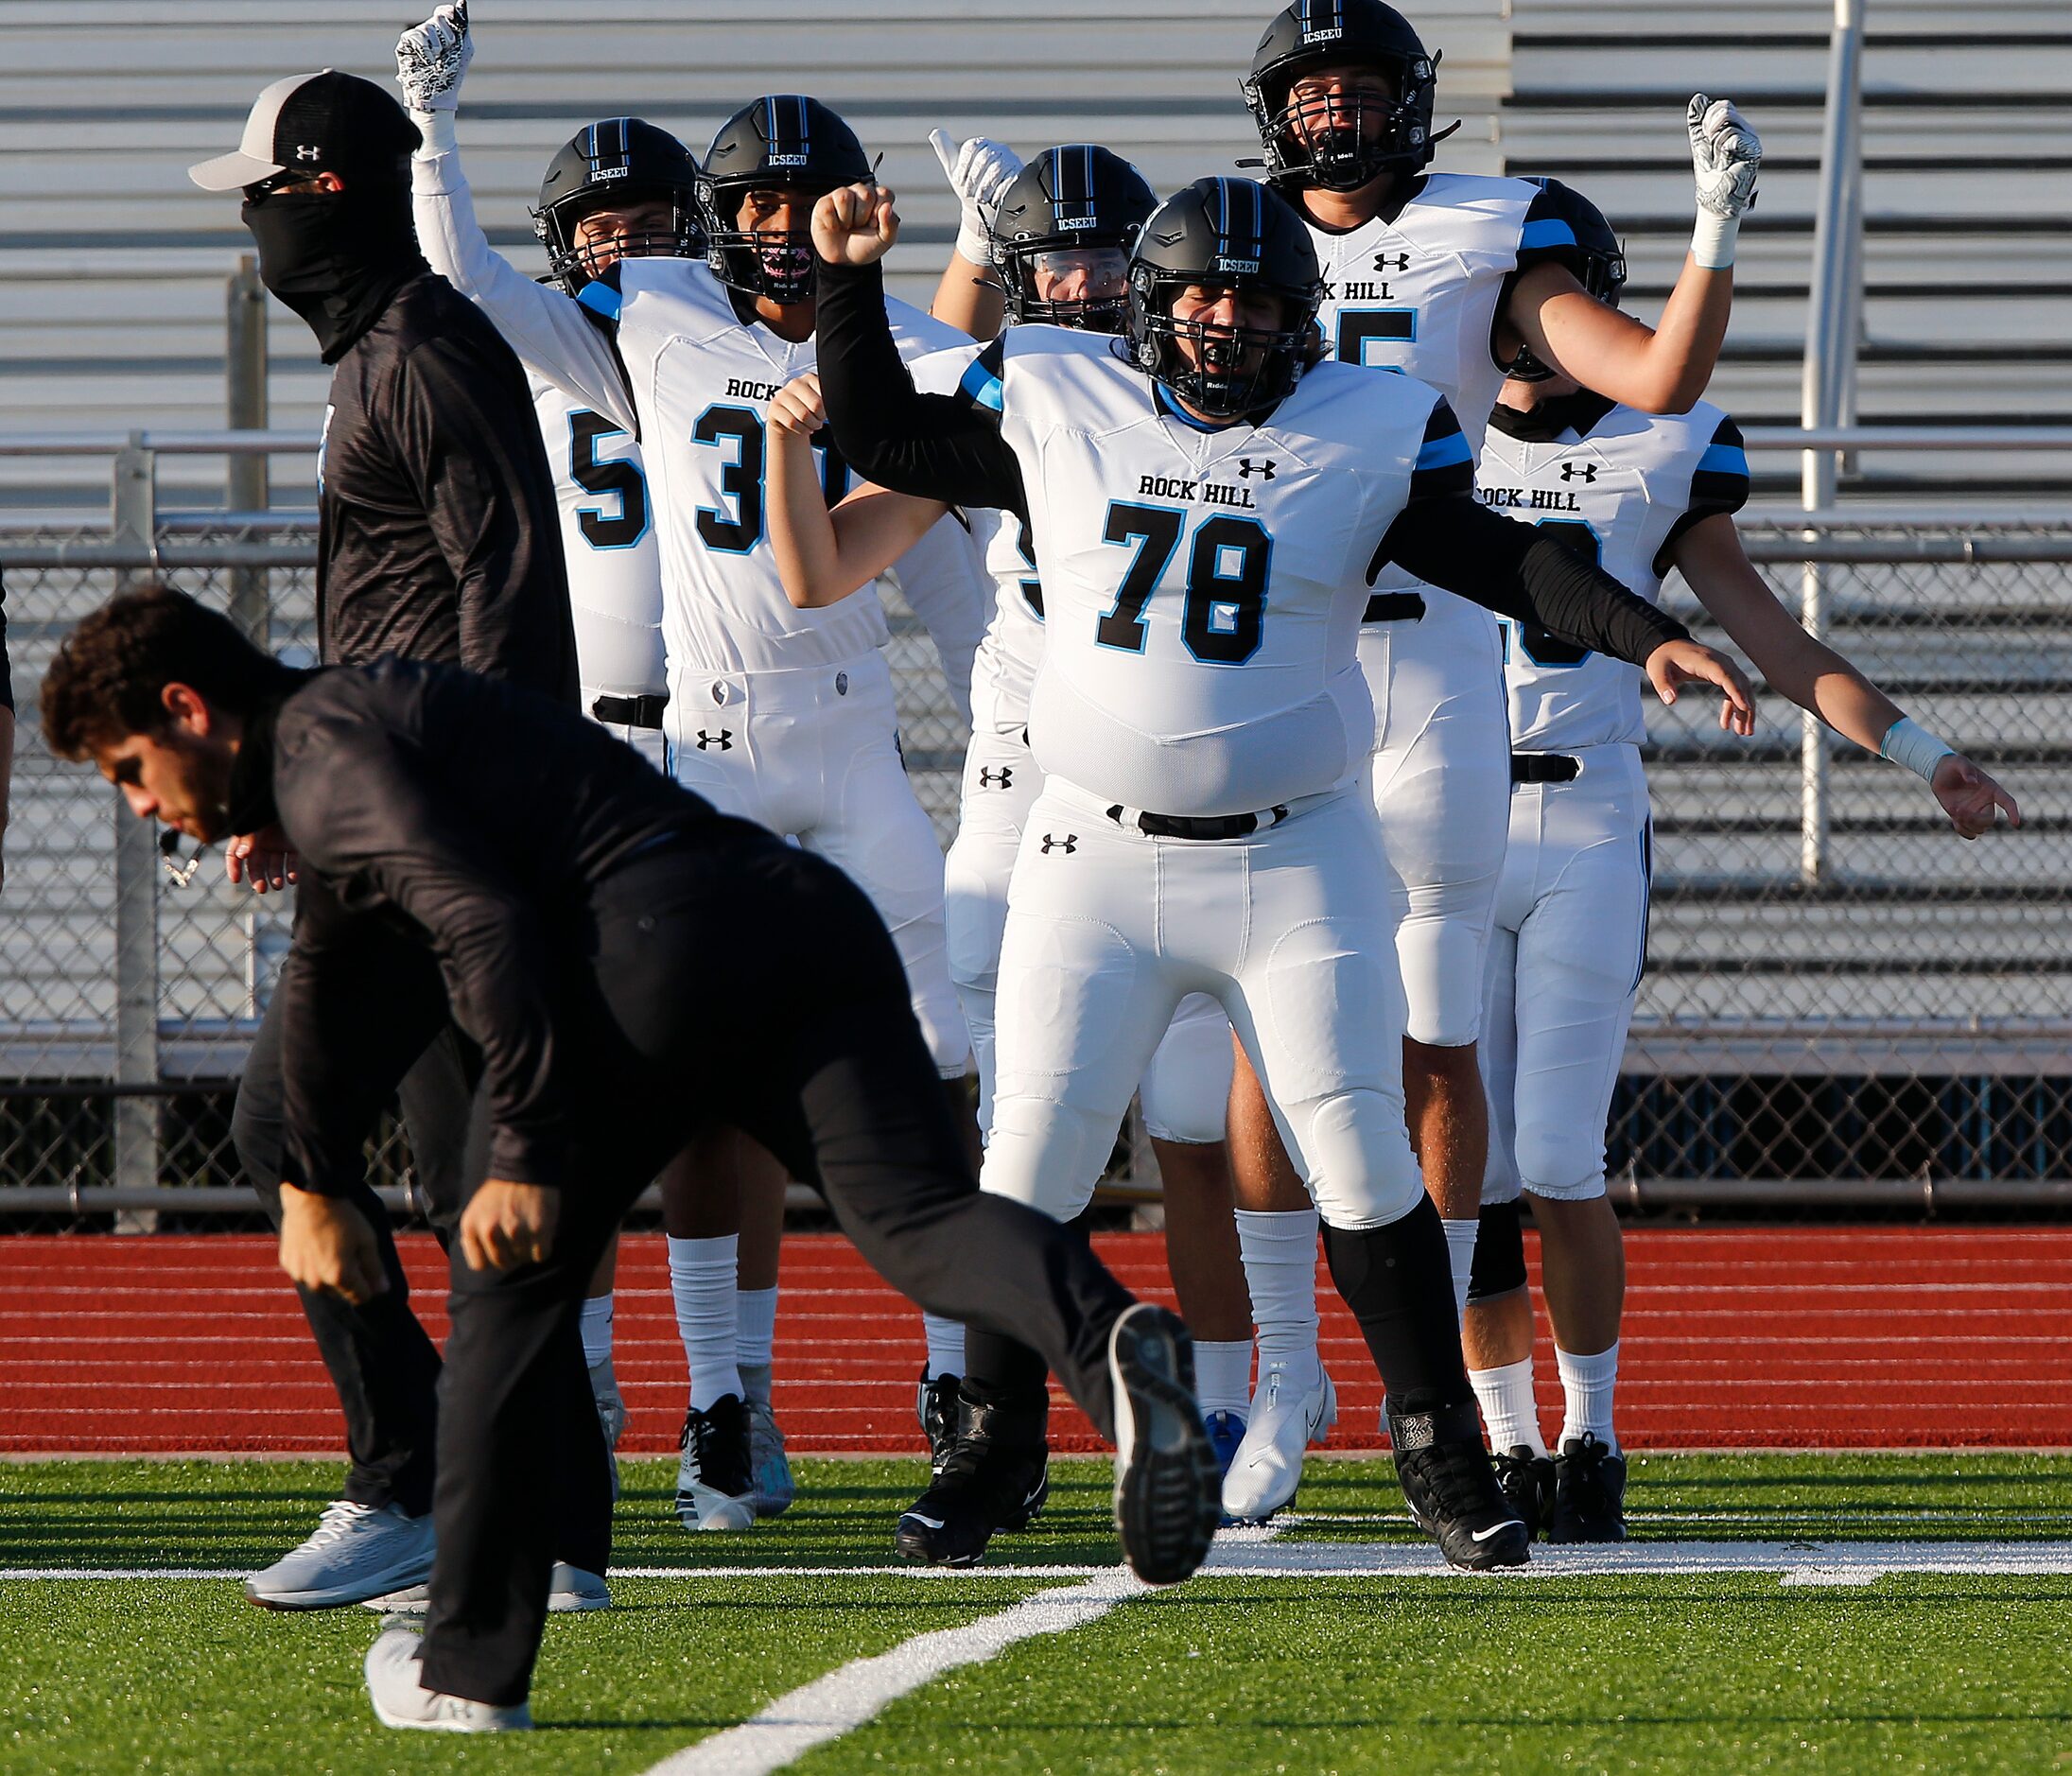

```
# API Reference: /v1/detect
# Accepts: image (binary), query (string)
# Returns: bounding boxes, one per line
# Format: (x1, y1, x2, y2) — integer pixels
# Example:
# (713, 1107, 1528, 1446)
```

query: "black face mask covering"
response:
(242, 185, 427, 363)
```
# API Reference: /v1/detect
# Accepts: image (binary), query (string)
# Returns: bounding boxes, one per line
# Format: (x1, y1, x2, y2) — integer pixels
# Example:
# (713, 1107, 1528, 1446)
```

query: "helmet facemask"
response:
(1246, 50, 1437, 191)
(536, 185, 703, 292)
(700, 176, 836, 305)
(1128, 268, 1319, 419)
(1000, 243, 1134, 333)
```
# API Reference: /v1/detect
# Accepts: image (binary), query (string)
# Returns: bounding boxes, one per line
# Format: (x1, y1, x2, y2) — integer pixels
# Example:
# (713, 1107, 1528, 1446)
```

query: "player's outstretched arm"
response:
(926, 130, 1019, 340)
(1504, 97, 1760, 413)
(396, 1, 636, 428)
(1674, 513, 2020, 837)
(767, 373, 948, 607)
(813, 184, 1029, 514)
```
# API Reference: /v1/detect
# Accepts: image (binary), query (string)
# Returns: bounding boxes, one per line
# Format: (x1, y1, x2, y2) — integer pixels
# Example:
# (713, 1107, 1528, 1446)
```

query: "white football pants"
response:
(667, 650, 969, 1076)
(980, 779, 1422, 1231)
(1360, 589, 1511, 1050)
(1481, 743, 1652, 1206)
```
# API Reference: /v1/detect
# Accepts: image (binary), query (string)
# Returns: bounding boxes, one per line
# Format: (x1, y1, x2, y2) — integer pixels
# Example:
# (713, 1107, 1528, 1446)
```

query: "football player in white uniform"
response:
(508, 115, 702, 1489)
(1464, 180, 2020, 1542)
(396, 5, 987, 1533)
(1216, 0, 1764, 1521)
(759, 144, 1260, 1494)
(813, 171, 1753, 1569)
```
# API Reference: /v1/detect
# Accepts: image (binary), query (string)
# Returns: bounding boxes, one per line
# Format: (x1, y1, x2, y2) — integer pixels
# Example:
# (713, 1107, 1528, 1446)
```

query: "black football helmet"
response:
(1243, 0, 1444, 192)
(1125, 176, 1325, 419)
(987, 145, 1158, 334)
(698, 96, 871, 305)
(1505, 177, 1628, 380)
(532, 117, 703, 293)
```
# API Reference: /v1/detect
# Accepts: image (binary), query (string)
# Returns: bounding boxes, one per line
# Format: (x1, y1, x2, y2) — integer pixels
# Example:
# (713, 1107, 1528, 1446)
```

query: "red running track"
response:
(3, 1228, 2068, 1454)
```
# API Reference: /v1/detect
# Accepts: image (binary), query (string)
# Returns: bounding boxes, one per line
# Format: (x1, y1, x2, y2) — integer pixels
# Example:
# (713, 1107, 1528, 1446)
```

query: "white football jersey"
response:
(1307, 172, 1583, 635)
(1477, 394, 1750, 751)
(964, 327, 1469, 815)
(578, 259, 983, 715)
(529, 378, 667, 703)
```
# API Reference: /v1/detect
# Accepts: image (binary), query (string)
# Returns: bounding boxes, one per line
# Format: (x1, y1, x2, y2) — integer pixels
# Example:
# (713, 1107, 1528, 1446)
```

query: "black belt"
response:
(592, 692, 670, 730)
(1362, 592, 1426, 623)
(1106, 804, 1289, 841)
(1511, 752, 1580, 784)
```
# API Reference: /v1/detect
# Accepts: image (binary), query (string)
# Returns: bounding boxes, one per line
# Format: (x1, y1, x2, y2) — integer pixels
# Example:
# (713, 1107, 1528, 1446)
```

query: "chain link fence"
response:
(3, 492, 2068, 1224)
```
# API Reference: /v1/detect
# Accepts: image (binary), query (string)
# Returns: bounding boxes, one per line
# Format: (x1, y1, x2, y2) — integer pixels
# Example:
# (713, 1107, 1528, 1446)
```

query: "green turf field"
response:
(4, 1455, 2070, 1774)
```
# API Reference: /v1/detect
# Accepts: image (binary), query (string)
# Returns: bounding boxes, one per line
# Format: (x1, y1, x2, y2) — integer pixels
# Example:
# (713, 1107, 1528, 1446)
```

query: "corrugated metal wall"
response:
(0, 0, 1511, 511)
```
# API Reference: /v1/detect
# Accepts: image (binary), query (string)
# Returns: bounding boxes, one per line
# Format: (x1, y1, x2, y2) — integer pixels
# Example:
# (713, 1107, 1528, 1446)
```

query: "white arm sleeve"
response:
(882, 514, 987, 729)
(410, 137, 637, 431)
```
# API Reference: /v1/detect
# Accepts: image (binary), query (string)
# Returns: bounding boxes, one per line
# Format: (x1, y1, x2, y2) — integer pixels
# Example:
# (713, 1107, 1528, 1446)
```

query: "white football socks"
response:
(1193, 1339, 1254, 1419)
(921, 1313, 966, 1380)
(735, 1285, 778, 1371)
(578, 1296, 615, 1369)
(1470, 1355, 1548, 1457)
(667, 1234, 742, 1413)
(1440, 1217, 1479, 1320)
(1234, 1207, 1323, 1395)
(1556, 1341, 1620, 1452)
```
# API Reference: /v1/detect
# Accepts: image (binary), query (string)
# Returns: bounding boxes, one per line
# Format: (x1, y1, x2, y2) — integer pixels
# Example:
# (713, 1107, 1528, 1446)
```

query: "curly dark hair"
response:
(41, 583, 291, 760)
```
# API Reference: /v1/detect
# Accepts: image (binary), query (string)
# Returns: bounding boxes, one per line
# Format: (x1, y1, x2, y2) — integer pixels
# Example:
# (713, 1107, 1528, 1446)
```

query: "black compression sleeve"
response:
(813, 256, 1027, 517)
(1377, 494, 1690, 667)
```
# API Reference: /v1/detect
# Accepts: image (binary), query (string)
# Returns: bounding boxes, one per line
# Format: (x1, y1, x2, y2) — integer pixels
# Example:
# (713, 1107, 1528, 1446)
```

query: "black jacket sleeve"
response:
(1371, 404, 1689, 667)
(813, 256, 1028, 520)
(273, 695, 570, 1192)
(0, 566, 13, 714)
(392, 335, 572, 687)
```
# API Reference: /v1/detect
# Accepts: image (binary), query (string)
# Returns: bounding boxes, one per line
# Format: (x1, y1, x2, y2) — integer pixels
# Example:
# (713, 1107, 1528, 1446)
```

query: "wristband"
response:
(954, 221, 994, 270)
(1690, 207, 1738, 270)
(411, 108, 458, 158)
(1879, 716, 1955, 783)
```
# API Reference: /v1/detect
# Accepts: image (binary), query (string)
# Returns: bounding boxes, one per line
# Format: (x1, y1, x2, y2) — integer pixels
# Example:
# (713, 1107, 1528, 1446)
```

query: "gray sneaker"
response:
(361, 1561, 612, 1616)
(364, 1627, 531, 1732)
(246, 1500, 435, 1611)
(589, 1353, 626, 1503)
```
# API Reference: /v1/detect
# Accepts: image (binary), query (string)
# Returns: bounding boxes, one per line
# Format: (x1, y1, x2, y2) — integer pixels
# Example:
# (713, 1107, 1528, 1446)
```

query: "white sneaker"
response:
(245, 1500, 436, 1611)
(675, 1395, 757, 1531)
(361, 1562, 612, 1615)
(1221, 1362, 1337, 1524)
(364, 1626, 532, 1732)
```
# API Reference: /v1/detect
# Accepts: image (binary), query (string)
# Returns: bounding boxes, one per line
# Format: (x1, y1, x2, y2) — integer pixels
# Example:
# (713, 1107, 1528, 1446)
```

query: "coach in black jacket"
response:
(41, 586, 1217, 1727)
(188, 69, 580, 1609)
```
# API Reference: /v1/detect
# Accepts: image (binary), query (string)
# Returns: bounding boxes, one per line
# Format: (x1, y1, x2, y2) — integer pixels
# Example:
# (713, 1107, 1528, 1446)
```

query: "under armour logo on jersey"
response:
(695, 729, 733, 751)
(1373, 251, 1409, 272)
(1560, 461, 1599, 482)
(1038, 833, 1077, 855)
(978, 767, 1014, 789)
(1237, 458, 1278, 480)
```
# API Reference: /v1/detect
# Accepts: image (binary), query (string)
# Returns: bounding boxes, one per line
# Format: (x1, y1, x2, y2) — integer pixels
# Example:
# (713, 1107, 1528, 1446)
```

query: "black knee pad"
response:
(1467, 1200, 1527, 1304)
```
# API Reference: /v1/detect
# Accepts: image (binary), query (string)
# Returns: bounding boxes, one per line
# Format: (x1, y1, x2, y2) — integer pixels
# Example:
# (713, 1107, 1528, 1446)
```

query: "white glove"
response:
(928, 128, 1023, 266)
(1687, 94, 1762, 268)
(397, 0, 473, 115)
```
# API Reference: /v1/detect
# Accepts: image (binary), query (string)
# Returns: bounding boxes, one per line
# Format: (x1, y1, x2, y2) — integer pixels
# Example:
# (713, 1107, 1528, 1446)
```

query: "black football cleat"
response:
(1549, 1433, 1628, 1543)
(1108, 1304, 1221, 1588)
(914, 1368, 962, 1476)
(894, 1387, 1049, 1567)
(1491, 1445, 1558, 1541)
(1389, 1402, 1531, 1571)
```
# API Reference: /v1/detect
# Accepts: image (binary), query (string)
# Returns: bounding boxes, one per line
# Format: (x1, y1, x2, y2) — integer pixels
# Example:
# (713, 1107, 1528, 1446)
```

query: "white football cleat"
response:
(675, 1395, 757, 1531)
(1220, 1361, 1337, 1524)
(364, 1626, 531, 1732)
(245, 1499, 435, 1611)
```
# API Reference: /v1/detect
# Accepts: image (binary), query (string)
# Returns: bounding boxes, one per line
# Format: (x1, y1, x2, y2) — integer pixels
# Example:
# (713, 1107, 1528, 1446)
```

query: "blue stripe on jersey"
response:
(576, 279, 622, 322)
(1698, 440, 1749, 478)
(1416, 429, 1473, 471)
(1520, 217, 1578, 251)
(958, 355, 1005, 412)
